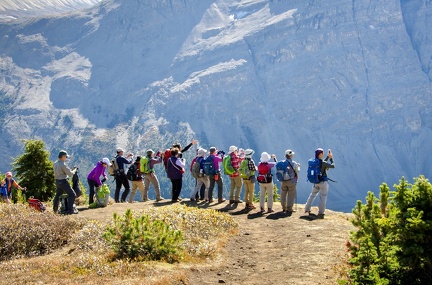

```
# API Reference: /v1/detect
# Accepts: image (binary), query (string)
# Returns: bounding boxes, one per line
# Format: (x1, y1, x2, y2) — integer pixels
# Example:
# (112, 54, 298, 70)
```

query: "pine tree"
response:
(12, 139, 55, 201)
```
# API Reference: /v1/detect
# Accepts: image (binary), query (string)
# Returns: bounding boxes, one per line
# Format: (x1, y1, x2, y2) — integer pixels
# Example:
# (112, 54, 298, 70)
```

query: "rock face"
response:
(0, 0, 431, 211)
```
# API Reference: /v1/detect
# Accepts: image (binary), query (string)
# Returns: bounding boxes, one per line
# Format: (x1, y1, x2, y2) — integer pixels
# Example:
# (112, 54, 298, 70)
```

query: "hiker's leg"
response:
(128, 181, 138, 203)
(317, 181, 329, 215)
(151, 175, 161, 199)
(234, 176, 243, 200)
(229, 178, 235, 200)
(267, 183, 274, 209)
(280, 182, 288, 211)
(259, 184, 266, 209)
(304, 184, 320, 212)
(286, 180, 297, 211)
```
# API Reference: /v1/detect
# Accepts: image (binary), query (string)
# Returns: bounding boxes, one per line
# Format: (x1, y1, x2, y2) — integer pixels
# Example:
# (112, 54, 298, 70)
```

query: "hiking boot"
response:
(209, 199, 214, 203)
(229, 200, 236, 204)
(156, 197, 164, 202)
(248, 204, 256, 209)
(267, 208, 274, 213)
(260, 207, 265, 213)
(234, 199, 243, 203)
(218, 198, 226, 203)
(190, 198, 196, 202)
(317, 214, 325, 219)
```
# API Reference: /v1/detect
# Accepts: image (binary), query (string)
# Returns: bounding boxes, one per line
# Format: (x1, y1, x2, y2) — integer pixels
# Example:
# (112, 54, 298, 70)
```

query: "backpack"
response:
(257, 162, 272, 183)
(223, 155, 235, 175)
(307, 158, 322, 184)
(276, 160, 290, 182)
(140, 156, 151, 174)
(28, 197, 46, 212)
(239, 159, 253, 179)
(203, 155, 216, 175)
(96, 184, 110, 207)
(126, 163, 139, 181)
(163, 149, 171, 170)
(191, 157, 202, 179)
(108, 157, 120, 176)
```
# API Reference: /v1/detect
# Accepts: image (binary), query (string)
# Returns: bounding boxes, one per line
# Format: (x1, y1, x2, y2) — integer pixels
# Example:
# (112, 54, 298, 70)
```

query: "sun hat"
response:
(315, 148, 324, 158)
(102, 157, 111, 166)
(285, 149, 295, 156)
(198, 148, 207, 157)
(58, 150, 69, 158)
(116, 147, 124, 153)
(5, 171, 12, 177)
(244, 149, 254, 158)
(228, 146, 237, 154)
(260, 152, 271, 162)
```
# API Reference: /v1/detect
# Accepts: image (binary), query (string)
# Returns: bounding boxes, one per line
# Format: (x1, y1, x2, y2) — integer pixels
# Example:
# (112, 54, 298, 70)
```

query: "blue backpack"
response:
(203, 156, 216, 175)
(307, 158, 321, 183)
(275, 160, 290, 182)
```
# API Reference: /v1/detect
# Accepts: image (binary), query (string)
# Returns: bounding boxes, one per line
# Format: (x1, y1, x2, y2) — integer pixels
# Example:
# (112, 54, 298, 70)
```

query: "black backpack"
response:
(126, 163, 139, 181)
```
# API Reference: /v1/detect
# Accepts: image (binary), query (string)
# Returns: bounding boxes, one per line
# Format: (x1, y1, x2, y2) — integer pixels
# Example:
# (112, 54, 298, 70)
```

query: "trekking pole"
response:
(295, 190, 297, 212)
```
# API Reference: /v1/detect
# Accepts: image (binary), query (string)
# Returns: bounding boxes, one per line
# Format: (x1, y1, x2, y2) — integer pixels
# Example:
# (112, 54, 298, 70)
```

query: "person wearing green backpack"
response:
(239, 149, 257, 209)
(140, 149, 164, 202)
(225, 145, 245, 204)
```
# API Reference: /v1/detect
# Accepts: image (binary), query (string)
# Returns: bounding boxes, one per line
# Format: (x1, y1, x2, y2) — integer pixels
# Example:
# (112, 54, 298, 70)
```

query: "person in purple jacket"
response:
(87, 157, 111, 204)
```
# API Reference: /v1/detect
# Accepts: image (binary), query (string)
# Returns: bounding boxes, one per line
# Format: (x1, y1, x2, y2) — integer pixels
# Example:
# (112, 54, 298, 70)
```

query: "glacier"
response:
(0, 0, 431, 212)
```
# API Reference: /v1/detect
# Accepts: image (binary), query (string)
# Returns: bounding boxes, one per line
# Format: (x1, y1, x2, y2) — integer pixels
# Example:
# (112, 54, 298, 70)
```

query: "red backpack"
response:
(163, 149, 171, 170)
(257, 162, 272, 183)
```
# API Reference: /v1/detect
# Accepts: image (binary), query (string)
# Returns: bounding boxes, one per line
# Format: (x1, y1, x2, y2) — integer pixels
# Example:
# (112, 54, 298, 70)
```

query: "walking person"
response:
(166, 147, 186, 202)
(53, 150, 77, 214)
(140, 149, 165, 202)
(304, 148, 335, 219)
(114, 147, 133, 203)
(239, 149, 257, 209)
(257, 152, 277, 213)
(0, 172, 26, 203)
(279, 150, 300, 214)
(205, 147, 225, 203)
(87, 158, 110, 204)
(227, 146, 244, 204)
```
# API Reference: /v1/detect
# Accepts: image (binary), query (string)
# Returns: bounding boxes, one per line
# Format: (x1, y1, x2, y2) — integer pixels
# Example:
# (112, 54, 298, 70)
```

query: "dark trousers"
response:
(209, 174, 224, 200)
(87, 178, 98, 204)
(115, 174, 130, 202)
(170, 178, 182, 201)
(53, 179, 76, 214)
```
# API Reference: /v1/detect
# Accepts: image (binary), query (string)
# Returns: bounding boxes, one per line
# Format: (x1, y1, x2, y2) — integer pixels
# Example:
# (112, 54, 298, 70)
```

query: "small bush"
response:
(103, 208, 184, 263)
(0, 204, 86, 261)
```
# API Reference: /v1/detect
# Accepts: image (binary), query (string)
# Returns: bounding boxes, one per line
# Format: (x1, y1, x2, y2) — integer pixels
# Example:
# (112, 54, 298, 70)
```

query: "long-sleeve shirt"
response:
(87, 161, 107, 187)
(148, 155, 163, 171)
(229, 152, 244, 178)
(54, 159, 76, 180)
(320, 156, 335, 180)
(116, 155, 133, 171)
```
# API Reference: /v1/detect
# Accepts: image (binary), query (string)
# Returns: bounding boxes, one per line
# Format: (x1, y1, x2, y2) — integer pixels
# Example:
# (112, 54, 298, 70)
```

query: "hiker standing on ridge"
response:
(141, 149, 165, 202)
(304, 148, 335, 219)
(127, 156, 145, 203)
(53, 150, 77, 214)
(240, 149, 257, 209)
(206, 147, 225, 203)
(257, 152, 277, 213)
(114, 147, 133, 203)
(166, 147, 186, 202)
(280, 150, 300, 214)
(227, 146, 244, 204)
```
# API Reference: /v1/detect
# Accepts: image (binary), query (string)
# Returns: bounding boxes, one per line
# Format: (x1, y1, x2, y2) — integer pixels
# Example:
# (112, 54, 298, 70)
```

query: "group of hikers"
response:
(2, 140, 335, 218)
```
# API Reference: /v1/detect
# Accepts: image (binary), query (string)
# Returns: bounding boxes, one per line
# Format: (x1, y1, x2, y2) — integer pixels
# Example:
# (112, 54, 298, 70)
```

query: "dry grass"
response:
(0, 203, 238, 285)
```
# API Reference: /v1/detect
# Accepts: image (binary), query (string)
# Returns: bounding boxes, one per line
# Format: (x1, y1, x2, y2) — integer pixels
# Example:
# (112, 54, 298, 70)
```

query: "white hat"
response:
(198, 148, 207, 157)
(228, 145, 237, 154)
(244, 149, 254, 158)
(116, 147, 124, 153)
(260, 152, 271, 162)
(285, 149, 295, 156)
(102, 157, 112, 166)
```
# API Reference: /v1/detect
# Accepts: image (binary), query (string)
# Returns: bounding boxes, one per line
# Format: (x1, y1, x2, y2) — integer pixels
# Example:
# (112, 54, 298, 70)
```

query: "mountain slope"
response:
(0, 0, 431, 211)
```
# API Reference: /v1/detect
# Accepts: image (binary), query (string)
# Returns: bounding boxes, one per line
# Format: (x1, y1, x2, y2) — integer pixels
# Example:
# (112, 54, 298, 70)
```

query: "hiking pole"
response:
(295, 190, 297, 212)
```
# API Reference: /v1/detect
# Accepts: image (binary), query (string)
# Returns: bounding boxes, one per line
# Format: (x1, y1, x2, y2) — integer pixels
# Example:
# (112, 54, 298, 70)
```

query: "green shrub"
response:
(103, 209, 183, 263)
(0, 204, 85, 261)
(347, 176, 432, 284)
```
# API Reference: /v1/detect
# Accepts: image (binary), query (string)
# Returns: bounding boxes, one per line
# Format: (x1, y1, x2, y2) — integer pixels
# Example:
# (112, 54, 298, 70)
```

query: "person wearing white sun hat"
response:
(87, 157, 111, 204)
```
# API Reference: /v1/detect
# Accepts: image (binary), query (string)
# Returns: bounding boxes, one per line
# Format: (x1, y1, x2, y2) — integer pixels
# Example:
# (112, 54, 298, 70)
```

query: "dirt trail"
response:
(78, 200, 354, 285)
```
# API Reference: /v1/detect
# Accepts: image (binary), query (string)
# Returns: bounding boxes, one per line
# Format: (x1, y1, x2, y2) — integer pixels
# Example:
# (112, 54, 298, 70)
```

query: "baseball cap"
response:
(58, 150, 69, 158)
(5, 171, 12, 177)
(209, 147, 217, 153)
(102, 157, 111, 166)
(315, 148, 324, 158)
(116, 147, 124, 153)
